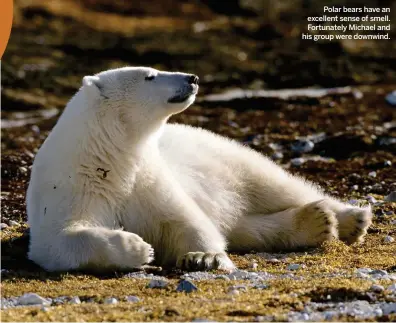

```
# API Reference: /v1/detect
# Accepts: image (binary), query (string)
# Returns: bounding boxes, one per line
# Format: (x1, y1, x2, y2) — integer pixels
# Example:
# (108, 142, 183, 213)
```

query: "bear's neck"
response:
(76, 109, 165, 198)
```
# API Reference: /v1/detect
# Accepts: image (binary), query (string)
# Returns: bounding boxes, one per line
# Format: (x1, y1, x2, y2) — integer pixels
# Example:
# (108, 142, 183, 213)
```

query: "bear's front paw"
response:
(110, 232, 154, 269)
(176, 252, 235, 272)
(294, 199, 339, 246)
(337, 206, 372, 244)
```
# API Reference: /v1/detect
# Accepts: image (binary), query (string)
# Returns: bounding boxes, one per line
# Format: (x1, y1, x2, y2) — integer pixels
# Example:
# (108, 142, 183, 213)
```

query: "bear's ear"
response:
(82, 75, 108, 100)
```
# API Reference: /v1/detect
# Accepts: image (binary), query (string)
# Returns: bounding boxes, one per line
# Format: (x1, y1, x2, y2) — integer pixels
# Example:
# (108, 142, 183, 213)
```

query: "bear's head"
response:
(83, 67, 198, 116)
(80, 67, 199, 140)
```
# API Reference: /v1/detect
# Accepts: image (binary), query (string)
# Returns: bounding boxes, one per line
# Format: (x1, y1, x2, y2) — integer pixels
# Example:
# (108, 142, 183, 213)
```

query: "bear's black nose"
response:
(188, 75, 199, 85)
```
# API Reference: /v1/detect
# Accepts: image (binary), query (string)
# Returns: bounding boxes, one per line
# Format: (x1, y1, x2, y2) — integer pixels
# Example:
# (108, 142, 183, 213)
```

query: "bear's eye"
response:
(145, 75, 155, 81)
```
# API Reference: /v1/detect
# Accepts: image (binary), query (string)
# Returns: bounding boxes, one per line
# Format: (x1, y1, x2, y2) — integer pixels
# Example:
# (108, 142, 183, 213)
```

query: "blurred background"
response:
(1, 0, 396, 227)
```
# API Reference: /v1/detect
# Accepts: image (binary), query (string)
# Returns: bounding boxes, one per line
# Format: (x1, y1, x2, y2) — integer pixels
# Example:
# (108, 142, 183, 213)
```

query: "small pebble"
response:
(368, 171, 376, 178)
(69, 296, 81, 304)
(365, 196, 377, 204)
(384, 160, 392, 167)
(352, 185, 359, 191)
(291, 139, 314, 153)
(271, 152, 283, 160)
(227, 289, 239, 296)
(104, 297, 118, 305)
(287, 264, 302, 271)
(125, 296, 140, 303)
(385, 191, 396, 202)
(253, 284, 269, 290)
(356, 272, 370, 279)
(215, 275, 230, 281)
(19, 166, 28, 173)
(267, 258, 280, 263)
(384, 235, 394, 243)
(348, 199, 359, 205)
(18, 293, 51, 306)
(228, 285, 247, 292)
(387, 284, 396, 292)
(251, 262, 258, 270)
(176, 279, 198, 293)
(147, 279, 168, 289)
(8, 220, 19, 227)
(385, 90, 396, 106)
(1, 223, 9, 230)
(370, 284, 384, 293)
(291, 158, 305, 167)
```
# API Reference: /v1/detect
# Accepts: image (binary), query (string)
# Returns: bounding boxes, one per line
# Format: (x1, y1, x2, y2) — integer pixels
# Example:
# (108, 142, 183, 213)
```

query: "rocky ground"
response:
(1, 0, 396, 321)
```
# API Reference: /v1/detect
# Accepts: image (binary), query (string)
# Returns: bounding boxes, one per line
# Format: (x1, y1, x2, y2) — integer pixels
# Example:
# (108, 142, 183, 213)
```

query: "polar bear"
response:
(27, 67, 372, 272)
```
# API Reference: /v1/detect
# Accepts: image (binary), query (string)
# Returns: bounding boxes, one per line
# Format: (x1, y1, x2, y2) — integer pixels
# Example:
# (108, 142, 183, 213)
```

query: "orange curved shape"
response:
(0, 0, 13, 59)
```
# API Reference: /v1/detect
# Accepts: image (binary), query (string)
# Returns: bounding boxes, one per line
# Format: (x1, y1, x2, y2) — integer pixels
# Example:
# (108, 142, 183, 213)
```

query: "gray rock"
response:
(385, 191, 396, 202)
(370, 284, 384, 293)
(69, 296, 81, 304)
(385, 90, 396, 106)
(365, 196, 377, 204)
(0, 223, 9, 230)
(104, 297, 118, 304)
(147, 279, 168, 289)
(17, 293, 51, 306)
(176, 279, 198, 293)
(384, 235, 394, 243)
(291, 158, 305, 167)
(287, 264, 302, 271)
(215, 275, 230, 281)
(8, 220, 19, 227)
(387, 284, 396, 292)
(381, 302, 396, 315)
(370, 269, 388, 276)
(368, 171, 377, 178)
(291, 139, 314, 153)
(271, 152, 283, 160)
(125, 296, 140, 303)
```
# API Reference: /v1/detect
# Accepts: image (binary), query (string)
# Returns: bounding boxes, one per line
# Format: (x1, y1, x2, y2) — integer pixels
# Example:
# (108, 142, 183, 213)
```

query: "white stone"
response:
(147, 279, 168, 289)
(0, 223, 9, 230)
(368, 171, 376, 178)
(69, 296, 81, 304)
(384, 236, 394, 243)
(17, 293, 51, 306)
(125, 296, 140, 303)
(9, 220, 19, 227)
(104, 297, 118, 304)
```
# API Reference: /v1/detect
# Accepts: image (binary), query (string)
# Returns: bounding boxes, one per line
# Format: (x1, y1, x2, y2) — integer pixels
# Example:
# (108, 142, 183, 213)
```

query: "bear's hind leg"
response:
(228, 199, 339, 252)
(29, 225, 154, 271)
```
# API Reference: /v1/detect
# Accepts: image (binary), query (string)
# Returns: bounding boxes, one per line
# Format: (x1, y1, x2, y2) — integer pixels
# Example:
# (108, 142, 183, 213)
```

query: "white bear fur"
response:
(27, 67, 372, 272)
